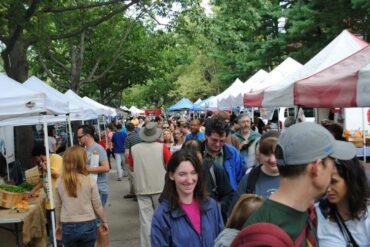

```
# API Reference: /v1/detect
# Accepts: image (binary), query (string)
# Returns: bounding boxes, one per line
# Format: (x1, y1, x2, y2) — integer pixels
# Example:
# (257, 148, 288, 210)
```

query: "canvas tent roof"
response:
(230, 70, 269, 107)
(244, 57, 303, 106)
(261, 30, 370, 107)
(194, 98, 202, 105)
(129, 106, 145, 114)
(82, 96, 116, 116)
(23, 76, 71, 114)
(0, 73, 46, 121)
(217, 78, 244, 108)
(168, 98, 194, 111)
(120, 105, 129, 111)
(64, 90, 98, 120)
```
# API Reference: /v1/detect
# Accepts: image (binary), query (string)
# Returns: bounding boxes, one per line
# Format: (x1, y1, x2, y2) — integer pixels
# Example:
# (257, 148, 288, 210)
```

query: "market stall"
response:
(0, 190, 47, 247)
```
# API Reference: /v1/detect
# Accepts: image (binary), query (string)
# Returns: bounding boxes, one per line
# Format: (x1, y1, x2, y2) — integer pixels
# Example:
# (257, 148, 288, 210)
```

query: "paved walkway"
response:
(106, 168, 140, 247)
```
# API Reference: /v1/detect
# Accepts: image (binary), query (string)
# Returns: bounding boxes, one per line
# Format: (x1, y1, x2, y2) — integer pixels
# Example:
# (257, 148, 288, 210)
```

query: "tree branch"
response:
(46, 50, 70, 72)
(36, 50, 65, 86)
(80, 11, 144, 84)
(45, 0, 139, 41)
(77, 31, 86, 76)
(4, 0, 38, 54)
(40, 0, 125, 13)
(84, 58, 101, 83)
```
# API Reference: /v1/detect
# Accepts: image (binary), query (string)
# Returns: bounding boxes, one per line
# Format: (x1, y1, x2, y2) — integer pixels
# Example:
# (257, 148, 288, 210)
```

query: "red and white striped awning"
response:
(244, 30, 370, 108)
(243, 58, 302, 106)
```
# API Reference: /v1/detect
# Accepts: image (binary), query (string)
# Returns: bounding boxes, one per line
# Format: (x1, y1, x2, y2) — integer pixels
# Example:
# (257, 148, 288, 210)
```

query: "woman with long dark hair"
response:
(316, 157, 370, 246)
(151, 149, 224, 247)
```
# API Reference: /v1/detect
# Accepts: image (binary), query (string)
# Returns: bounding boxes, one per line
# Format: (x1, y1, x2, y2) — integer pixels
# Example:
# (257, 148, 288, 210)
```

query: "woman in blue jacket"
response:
(151, 149, 224, 247)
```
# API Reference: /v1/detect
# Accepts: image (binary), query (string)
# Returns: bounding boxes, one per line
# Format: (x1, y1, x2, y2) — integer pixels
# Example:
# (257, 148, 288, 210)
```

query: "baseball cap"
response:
(276, 122, 356, 166)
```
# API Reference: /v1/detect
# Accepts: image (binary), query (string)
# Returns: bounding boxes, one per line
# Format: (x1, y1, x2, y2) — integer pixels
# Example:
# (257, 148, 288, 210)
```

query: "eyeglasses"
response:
(78, 134, 86, 140)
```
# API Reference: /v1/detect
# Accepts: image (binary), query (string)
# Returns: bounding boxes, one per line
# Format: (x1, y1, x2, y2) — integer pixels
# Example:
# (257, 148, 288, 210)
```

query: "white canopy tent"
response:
(0, 73, 46, 120)
(244, 57, 303, 106)
(0, 74, 59, 246)
(129, 106, 145, 115)
(261, 30, 370, 107)
(195, 96, 216, 109)
(64, 90, 99, 121)
(120, 105, 129, 111)
(194, 98, 202, 105)
(24, 76, 82, 114)
(82, 96, 117, 117)
(231, 70, 269, 107)
(217, 78, 244, 108)
(23, 76, 70, 115)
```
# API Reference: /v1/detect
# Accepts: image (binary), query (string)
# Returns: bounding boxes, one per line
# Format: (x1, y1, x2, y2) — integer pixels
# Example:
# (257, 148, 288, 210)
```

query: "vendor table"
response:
(0, 193, 47, 247)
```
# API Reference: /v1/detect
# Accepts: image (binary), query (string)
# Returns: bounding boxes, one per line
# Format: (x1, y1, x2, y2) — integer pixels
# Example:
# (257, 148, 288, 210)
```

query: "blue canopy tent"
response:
(167, 98, 194, 111)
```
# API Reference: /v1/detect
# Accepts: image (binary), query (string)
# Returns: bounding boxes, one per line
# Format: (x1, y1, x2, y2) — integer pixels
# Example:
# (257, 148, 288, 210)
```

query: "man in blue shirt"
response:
(111, 124, 127, 181)
(185, 119, 205, 141)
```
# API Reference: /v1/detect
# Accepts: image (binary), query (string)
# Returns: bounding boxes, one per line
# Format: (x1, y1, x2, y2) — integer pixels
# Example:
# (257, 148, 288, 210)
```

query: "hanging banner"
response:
(0, 126, 15, 163)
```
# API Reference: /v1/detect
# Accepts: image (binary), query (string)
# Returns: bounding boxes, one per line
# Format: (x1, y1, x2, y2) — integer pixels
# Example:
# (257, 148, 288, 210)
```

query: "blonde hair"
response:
(226, 194, 264, 230)
(62, 146, 89, 198)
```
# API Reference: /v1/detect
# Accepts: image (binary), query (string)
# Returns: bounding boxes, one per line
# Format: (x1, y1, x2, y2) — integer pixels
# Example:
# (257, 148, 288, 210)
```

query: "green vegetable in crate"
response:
(0, 185, 28, 193)
(18, 182, 35, 191)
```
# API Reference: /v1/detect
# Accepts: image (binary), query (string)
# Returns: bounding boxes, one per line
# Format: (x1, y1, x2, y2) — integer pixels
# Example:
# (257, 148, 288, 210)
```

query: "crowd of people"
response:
(30, 111, 370, 247)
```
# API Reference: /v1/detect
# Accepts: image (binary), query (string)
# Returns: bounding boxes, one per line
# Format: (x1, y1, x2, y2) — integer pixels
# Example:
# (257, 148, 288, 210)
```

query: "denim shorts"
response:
(62, 220, 97, 247)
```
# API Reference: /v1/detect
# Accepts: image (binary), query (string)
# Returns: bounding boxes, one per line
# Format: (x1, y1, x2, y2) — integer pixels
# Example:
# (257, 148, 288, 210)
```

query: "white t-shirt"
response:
(48, 136, 56, 153)
(316, 204, 370, 247)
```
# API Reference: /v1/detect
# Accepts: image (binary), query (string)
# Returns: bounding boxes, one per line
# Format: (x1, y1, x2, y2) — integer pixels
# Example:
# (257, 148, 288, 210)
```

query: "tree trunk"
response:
(6, 41, 29, 83)
(4, 41, 33, 168)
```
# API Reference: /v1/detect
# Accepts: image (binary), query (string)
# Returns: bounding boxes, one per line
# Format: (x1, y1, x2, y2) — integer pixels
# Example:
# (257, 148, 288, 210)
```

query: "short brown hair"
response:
(226, 194, 263, 230)
(277, 164, 308, 177)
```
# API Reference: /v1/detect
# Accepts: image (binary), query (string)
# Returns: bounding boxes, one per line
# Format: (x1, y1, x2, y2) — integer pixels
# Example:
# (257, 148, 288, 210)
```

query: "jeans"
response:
(114, 152, 125, 178)
(62, 220, 97, 247)
(99, 191, 108, 207)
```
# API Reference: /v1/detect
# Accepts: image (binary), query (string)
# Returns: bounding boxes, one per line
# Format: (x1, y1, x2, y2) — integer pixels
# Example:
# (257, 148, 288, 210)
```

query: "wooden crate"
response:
(25, 166, 40, 185)
(0, 187, 27, 208)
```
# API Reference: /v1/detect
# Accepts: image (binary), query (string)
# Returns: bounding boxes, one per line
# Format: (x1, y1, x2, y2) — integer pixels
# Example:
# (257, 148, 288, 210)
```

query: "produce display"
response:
(344, 129, 370, 147)
(0, 182, 35, 193)
(0, 184, 28, 193)
(13, 198, 28, 213)
(0, 183, 35, 209)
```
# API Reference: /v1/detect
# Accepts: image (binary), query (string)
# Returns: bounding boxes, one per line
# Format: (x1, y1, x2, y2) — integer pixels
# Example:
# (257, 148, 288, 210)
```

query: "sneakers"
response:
(117, 177, 122, 181)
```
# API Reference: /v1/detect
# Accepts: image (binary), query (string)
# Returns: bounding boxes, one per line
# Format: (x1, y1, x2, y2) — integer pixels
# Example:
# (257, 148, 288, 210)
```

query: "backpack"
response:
(245, 165, 262, 194)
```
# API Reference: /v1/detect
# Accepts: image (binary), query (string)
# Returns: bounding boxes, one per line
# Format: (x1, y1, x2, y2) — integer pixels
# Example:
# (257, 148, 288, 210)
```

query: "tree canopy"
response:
(0, 0, 369, 108)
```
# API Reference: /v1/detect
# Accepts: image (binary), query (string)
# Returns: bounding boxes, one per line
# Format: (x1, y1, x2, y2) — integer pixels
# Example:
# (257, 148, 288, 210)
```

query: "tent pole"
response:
(42, 115, 57, 247)
(67, 114, 73, 146)
(97, 117, 101, 141)
(362, 108, 366, 163)
(103, 116, 108, 145)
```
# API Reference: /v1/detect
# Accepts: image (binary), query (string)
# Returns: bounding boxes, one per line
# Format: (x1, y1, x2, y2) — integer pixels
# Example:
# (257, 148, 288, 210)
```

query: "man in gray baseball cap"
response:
(243, 122, 356, 246)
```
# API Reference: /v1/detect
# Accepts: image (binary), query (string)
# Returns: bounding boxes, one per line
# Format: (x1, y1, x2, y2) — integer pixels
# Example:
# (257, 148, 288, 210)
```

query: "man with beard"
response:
(233, 113, 261, 168)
